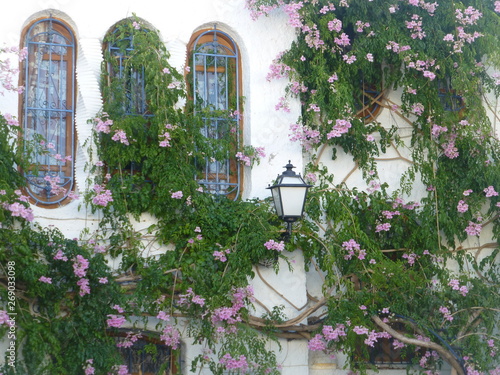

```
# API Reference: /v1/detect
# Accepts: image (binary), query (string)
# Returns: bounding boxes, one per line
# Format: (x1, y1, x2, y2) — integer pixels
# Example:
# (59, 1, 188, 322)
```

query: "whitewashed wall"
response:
(1, 1, 498, 374)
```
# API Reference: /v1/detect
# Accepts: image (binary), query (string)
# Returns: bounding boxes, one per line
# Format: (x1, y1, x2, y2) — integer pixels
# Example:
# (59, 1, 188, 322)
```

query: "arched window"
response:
(189, 27, 241, 200)
(104, 20, 148, 117)
(21, 16, 76, 206)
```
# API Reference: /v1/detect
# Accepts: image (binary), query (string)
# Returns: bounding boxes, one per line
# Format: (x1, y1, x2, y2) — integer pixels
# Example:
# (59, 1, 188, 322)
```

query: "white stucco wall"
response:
(1, 1, 498, 374)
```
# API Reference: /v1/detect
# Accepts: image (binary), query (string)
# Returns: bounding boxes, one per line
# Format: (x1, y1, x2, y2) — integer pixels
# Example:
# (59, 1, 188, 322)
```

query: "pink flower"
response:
(157, 311, 170, 321)
(111, 129, 129, 145)
(107, 314, 126, 328)
(308, 334, 327, 351)
(465, 221, 482, 236)
(457, 200, 469, 213)
(375, 223, 391, 232)
(39, 276, 52, 284)
(98, 277, 108, 284)
(423, 70, 436, 80)
(264, 239, 285, 251)
(160, 325, 180, 349)
(73, 255, 89, 278)
(171, 191, 183, 199)
(484, 186, 498, 197)
(83, 359, 95, 375)
(77, 278, 91, 297)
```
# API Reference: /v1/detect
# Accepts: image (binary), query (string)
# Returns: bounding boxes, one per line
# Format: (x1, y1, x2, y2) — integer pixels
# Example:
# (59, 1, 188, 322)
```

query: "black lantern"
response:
(267, 161, 312, 240)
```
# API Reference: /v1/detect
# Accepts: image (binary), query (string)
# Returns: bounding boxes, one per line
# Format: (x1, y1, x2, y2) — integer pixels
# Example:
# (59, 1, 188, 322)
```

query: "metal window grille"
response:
(107, 27, 148, 116)
(192, 28, 241, 200)
(23, 17, 75, 205)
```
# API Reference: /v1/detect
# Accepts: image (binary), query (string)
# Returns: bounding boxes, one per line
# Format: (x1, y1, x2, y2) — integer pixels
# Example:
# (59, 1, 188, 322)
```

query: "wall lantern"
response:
(267, 161, 312, 240)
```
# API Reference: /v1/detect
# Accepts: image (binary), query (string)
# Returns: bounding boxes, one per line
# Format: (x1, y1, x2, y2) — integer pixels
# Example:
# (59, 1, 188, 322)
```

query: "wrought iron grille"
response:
(116, 336, 174, 375)
(192, 28, 241, 200)
(107, 29, 148, 116)
(23, 17, 75, 205)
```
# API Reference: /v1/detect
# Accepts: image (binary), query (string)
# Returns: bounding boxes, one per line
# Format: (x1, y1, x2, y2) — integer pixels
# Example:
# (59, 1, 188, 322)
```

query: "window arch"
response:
(21, 16, 76, 206)
(189, 27, 242, 200)
(104, 19, 148, 117)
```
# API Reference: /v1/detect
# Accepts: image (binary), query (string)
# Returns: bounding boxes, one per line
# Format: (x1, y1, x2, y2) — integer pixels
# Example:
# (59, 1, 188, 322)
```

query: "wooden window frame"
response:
(187, 27, 243, 200)
(19, 16, 76, 207)
(112, 331, 179, 375)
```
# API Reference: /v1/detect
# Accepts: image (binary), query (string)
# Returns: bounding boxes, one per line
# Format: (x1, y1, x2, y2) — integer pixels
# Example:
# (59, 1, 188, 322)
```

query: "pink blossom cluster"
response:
(406, 14, 426, 40)
(412, 102, 425, 116)
(3, 201, 34, 222)
(457, 200, 469, 213)
(375, 222, 391, 233)
(364, 330, 392, 347)
(303, 24, 325, 50)
(73, 255, 89, 277)
(334, 33, 350, 47)
(448, 279, 469, 296)
(92, 184, 114, 207)
(0, 46, 27, 94)
(54, 249, 68, 261)
(455, 6, 482, 25)
(39, 276, 52, 284)
(110, 365, 130, 375)
(157, 311, 170, 321)
(283, 1, 304, 28)
(386, 41, 411, 54)
(159, 123, 174, 147)
(107, 314, 126, 328)
(213, 248, 231, 262)
(77, 278, 90, 297)
(219, 353, 249, 372)
(0, 310, 14, 327)
(342, 54, 357, 64)
(326, 119, 352, 139)
(442, 140, 459, 159)
(42, 175, 67, 197)
(275, 96, 290, 112)
(264, 239, 285, 252)
(171, 190, 183, 199)
(381, 210, 400, 219)
(327, 18, 342, 32)
(419, 349, 440, 369)
(465, 221, 482, 237)
(402, 252, 419, 266)
(160, 325, 181, 349)
(266, 51, 292, 81)
(289, 80, 308, 95)
(431, 124, 448, 137)
(307, 323, 347, 351)
(245, 0, 280, 21)
(235, 152, 252, 166)
(289, 123, 321, 151)
(116, 331, 142, 348)
(438, 306, 453, 321)
(111, 129, 130, 145)
(341, 239, 370, 261)
(355, 20, 370, 33)
(94, 115, 113, 134)
(3, 113, 19, 126)
(178, 287, 206, 307)
(484, 186, 498, 197)
(83, 359, 95, 375)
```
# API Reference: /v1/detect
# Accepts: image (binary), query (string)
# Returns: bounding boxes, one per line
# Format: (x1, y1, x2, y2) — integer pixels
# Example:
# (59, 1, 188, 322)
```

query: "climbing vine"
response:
(0, 2, 499, 375)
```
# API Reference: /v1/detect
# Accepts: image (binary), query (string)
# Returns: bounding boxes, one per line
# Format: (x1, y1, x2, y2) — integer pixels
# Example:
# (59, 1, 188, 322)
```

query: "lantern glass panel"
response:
(280, 186, 307, 218)
(271, 187, 283, 217)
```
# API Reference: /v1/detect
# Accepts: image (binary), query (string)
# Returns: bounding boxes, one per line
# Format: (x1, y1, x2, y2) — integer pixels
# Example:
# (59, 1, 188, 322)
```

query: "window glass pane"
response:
(22, 18, 75, 205)
(192, 29, 240, 199)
